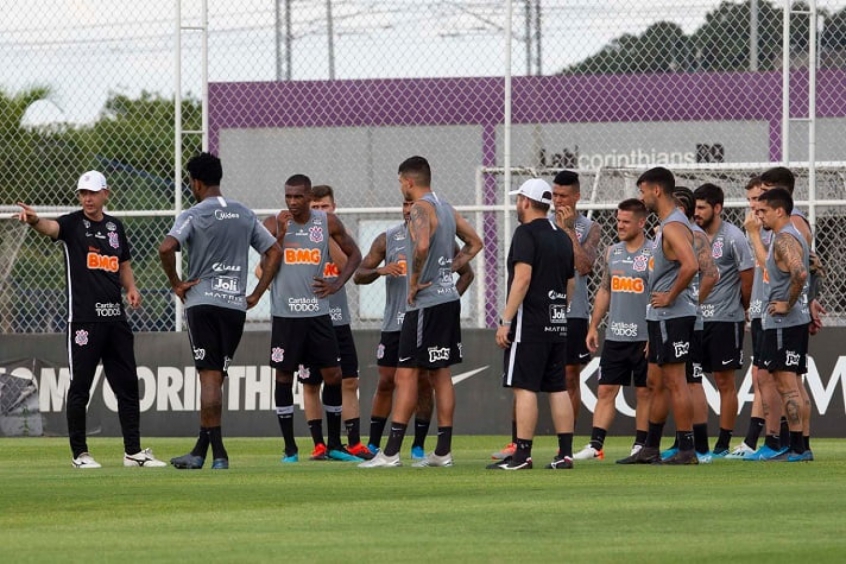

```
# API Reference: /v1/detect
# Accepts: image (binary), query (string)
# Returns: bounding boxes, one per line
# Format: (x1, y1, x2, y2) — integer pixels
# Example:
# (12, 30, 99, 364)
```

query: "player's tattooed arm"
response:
(451, 210, 482, 273)
(407, 201, 434, 304)
(353, 233, 389, 285)
(598, 245, 611, 292)
(694, 231, 719, 303)
(571, 222, 601, 276)
(773, 232, 808, 309)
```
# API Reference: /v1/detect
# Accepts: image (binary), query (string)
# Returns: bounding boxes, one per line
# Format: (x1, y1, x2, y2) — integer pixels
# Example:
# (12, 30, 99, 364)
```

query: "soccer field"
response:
(2, 436, 845, 563)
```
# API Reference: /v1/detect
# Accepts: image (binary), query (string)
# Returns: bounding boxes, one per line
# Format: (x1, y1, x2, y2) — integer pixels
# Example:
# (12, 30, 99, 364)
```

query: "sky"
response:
(3, 0, 845, 124)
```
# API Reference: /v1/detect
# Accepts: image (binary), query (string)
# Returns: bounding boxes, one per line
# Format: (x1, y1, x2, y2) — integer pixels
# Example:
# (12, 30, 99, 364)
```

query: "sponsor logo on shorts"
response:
(428, 347, 451, 363)
(212, 276, 240, 294)
(611, 276, 645, 293)
(223, 356, 232, 372)
(549, 304, 567, 323)
(74, 329, 89, 346)
(376, 343, 385, 360)
(193, 347, 206, 360)
(297, 365, 311, 380)
(95, 302, 122, 317)
(284, 248, 322, 265)
(692, 363, 704, 379)
(457, 342, 463, 358)
(610, 321, 639, 337)
(87, 252, 119, 273)
(673, 341, 690, 358)
(107, 232, 120, 249)
(287, 297, 320, 313)
(785, 350, 800, 366)
(309, 225, 324, 243)
(214, 210, 240, 220)
(271, 347, 285, 363)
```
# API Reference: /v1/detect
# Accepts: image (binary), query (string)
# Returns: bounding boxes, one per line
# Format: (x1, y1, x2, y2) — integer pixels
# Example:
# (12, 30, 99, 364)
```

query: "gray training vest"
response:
(748, 228, 773, 320)
(271, 210, 331, 318)
(408, 192, 460, 311)
(646, 208, 697, 321)
(382, 222, 409, 332)
(701, 220, 755, 323)
(762, 222, 810, 329)
(605, 238, 652, 342)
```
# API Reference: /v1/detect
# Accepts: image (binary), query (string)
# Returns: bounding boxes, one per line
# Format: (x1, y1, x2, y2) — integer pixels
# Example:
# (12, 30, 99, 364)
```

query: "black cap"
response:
(553, 170, 579, 186)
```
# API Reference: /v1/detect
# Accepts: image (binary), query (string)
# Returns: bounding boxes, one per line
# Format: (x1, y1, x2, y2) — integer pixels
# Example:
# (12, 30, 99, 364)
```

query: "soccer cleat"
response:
(211, 458, 229, 470)
(662, 449, 699, 465)
(280, 453, 299, 464)
(696, 451, 713, 464)
(711, 448, 729, 459)
(491, 442, 516, 460)
(367, 444, 380, 456)
(545, 455, 574, 470)
(491, 457, 533, 470)
(346, 442, 375, 460)
(744, 445, 787, 461)
(411, 445, 426, 460)
(485, 459, 509, 469)
(358, 451, 401, 468)
(629, 444, 643, 457)
(327, 447, 364, 462)
(124, 448, 167, 468)
(787, 450, 814, 462)
(72, 452, 102, 469)
(170, 453, 204, 469)
(573, 444, 604, 461)
(412, 452, 454, 468)
(309, 443, 329, 461)
(724, 443, 755, 460)
(660, 447, 679, 461)
(616, 446, 660, 465)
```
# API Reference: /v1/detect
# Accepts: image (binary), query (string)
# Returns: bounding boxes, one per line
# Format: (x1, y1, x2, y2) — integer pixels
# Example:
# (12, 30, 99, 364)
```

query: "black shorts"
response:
(502, 341, 567, 393)
(701, 321, 745, 372)
(597, 340, 647, 387)
(67, 320, 138, 389)
(647, 317, 695, 366)
(685, 329, 705, 384)
(186, 305, 246, 374)
(760, 325, 809, 375)
(301, 324, 359, 384)
(270, 315, 340, 373)
(376, 331, 401, 367)
(398, 300, 462, 369)
(566, 318, 591, 365)
(750, 318, 765, 368)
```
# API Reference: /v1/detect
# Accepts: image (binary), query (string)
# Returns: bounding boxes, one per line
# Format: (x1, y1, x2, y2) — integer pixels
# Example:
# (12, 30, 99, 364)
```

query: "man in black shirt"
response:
(16, 171, 165, 469)
(489, 178, 576, 471)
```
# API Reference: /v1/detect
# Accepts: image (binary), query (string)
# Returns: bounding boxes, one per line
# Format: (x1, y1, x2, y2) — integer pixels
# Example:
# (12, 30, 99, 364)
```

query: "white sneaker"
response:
(124, 448, 167, 468)
(72, 452, 102, 469)
(724, 442, 755, 460)
(358, 451, 401, 468)
(573, 444, 604, 461)
(629, 444, 643, 457)
(411, 452, 453, 468)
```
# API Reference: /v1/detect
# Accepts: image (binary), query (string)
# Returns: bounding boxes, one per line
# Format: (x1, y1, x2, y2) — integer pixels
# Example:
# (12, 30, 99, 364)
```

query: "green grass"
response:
(2, 436, 846, 563)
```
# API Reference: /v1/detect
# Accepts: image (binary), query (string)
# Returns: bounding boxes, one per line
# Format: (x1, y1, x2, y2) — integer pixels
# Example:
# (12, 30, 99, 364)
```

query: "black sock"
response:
(368, 416, 388, 449)
(589, 427, 607, 450)
(413, 418, 430, 449)
(191, 427, 210, 458)
(322, 384, 343, 449)
(513, 438, 533, 464)
(789, 431, 805, 454)
(383, 422, 407, 457)
(435, 426, 453, 456)
(744, 417, 765, 450)
(678, 430, 694, 452)
(764, 434, 780, 451)
(644, 421, 664, 449)
(779, 416, 790, 449)
(804, 435, 810, 451)
(693, 423, 710, 454)
(308, 419, 325, 447)
(275, 384, 297, 456)
(557, 432, 574, 458)
(714, 428, 733, 453)
(344, 417, 361, 446)
(634, 429, 648, 447)
(208, 426, 227, 460)
(511, 420, 517, 443)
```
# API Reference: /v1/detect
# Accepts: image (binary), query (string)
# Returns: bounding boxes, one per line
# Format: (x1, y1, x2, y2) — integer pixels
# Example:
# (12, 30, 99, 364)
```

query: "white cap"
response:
(76, 171, 107, 192)
(508, 178, 552, 205)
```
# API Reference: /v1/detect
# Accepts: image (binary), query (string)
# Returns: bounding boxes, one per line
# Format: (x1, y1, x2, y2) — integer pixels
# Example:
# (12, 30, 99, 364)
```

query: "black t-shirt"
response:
(507, 217, 574, 342)
(55, 210, 131, 323)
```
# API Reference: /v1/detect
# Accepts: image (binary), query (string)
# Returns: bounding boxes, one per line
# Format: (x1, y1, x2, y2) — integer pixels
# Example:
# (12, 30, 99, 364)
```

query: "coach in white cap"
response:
(15, 171, 165, 469)
(488, 178, 577, 471)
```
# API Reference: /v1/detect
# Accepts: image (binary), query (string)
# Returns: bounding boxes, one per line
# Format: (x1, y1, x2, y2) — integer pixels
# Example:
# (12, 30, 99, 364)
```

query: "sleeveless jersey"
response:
(605, 238, 652, 342)
(271, 210, 331, 318)
(646, 208, 697, 321)
(55, 210, 132, 323)
(382, 222, 409, 332)
(701, 220, 755, 322)
(167, 197, 277, 311)
(762, 223, 810, 329)
(566, 214, 595, 319)
(690, 223, 707, 331)
(748, 228, 773, 320)
(408, 192, 460, 310)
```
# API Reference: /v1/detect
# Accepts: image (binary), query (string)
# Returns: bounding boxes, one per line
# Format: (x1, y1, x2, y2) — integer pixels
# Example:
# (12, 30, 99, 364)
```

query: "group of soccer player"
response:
(490, 164, 822, 469)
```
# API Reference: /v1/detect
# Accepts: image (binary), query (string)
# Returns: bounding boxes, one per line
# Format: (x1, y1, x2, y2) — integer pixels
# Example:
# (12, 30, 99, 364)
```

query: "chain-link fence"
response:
(2, 0, 846, 334)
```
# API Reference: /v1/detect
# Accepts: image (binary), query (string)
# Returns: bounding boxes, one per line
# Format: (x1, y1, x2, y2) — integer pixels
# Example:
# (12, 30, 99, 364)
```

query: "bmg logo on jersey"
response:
(212, 276, 239, 294)
(428, 347, 451, 363)
(611, 275, 644, 293)
(87, 252, 119, 273)
(549, 304, 568, 323)
(284, 248, 322, 265)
